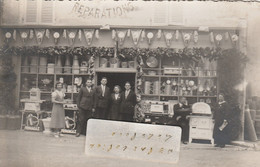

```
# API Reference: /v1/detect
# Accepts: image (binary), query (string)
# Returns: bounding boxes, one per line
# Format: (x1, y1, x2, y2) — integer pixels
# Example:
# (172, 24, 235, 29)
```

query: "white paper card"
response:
(85, 119, 181, 164)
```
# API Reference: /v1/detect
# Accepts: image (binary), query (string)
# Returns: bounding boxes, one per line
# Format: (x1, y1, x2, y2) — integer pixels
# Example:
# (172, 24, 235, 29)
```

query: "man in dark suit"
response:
(173, 97, 190, 144)
(119, 82, 136, 122)
(94, 77, 111, 119)
(76, 79, 95, 137)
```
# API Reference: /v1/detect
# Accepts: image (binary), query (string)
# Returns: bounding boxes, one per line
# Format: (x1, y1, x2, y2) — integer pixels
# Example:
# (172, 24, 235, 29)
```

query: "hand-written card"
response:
(85, 119, 181, 163)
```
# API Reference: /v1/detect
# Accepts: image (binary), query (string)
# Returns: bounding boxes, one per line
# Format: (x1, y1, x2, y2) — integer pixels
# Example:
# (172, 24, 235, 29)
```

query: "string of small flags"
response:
(3, 28, 239, 47)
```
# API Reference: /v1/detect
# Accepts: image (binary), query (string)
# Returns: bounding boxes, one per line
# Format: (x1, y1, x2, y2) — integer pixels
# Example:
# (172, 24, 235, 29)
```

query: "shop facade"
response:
(0, 0, 250, 139)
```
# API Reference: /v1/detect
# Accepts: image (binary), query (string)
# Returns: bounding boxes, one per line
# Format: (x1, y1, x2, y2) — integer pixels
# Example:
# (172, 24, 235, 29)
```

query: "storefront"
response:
(0, 0, 251, 140)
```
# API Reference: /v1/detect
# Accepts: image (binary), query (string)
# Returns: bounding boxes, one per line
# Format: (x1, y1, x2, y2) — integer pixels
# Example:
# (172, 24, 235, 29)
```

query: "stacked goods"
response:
(39, 56, 47, 73)
(30, 56, 37, 73)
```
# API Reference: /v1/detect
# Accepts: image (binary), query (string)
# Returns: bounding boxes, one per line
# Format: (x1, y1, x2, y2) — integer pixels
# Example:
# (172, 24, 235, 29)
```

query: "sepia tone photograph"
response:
(0, 0, 260, 166)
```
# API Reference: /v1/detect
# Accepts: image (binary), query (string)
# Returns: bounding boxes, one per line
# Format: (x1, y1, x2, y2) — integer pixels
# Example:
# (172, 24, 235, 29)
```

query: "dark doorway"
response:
(96, 72, 136, 93)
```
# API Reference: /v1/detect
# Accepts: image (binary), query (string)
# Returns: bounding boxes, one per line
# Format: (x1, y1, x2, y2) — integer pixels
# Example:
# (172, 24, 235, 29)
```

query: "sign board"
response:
(85, 119, 181, 164)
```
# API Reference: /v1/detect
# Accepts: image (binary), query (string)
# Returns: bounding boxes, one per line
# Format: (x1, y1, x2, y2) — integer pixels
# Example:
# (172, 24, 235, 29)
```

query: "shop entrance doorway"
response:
(96, 72, 136, 93)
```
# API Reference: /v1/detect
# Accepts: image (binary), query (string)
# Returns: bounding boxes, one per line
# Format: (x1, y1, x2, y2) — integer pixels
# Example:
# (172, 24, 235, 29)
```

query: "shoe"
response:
(54, 133, 60, 138)
(75, 133, 80, 137)
(219, 144, 225, 148)
(214, 144, 220, 147)
(182, 141, 188, 144)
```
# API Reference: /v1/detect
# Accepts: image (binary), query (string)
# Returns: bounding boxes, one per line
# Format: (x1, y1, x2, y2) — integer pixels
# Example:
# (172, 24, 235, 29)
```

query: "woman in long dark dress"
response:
(213, 93, 232, 148)
(108, 85, 122, 120)
(50, 82, 65, 138)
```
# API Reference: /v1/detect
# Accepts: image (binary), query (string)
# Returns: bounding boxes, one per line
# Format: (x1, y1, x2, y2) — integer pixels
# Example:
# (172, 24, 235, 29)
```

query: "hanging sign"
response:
(182, 31, 192, 47)
(53, 31, 61, 45)
(67, 29, 78, 46)
(146, 32, 154, 45)
(19, 29, 29, 44)
(116, 29, 127, 46)
(34, 29, 45, 45)
(131, 29, 142, 46)
(163, 30, 173, 47)
(83, 29, 95, 46)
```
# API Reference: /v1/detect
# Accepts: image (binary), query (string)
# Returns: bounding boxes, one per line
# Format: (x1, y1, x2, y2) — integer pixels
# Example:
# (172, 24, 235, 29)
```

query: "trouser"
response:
(76, 108, 92, 135)
(119, 113, 133, 122)
(95, 107, 107, 119)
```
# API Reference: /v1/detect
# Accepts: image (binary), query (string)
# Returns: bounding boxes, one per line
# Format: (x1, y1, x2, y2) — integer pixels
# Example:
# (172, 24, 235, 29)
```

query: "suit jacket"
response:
(77, 87, 95, 111)
(95, 85, 111, 109)
(120, 90, 136, 114)
(173, 103, 189, 112)
(109, 93, 122, 114)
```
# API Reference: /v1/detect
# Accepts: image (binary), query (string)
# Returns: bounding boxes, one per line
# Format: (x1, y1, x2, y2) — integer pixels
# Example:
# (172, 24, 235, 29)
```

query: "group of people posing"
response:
(49, 77, 139, 137)
(49, 77, 234, 148)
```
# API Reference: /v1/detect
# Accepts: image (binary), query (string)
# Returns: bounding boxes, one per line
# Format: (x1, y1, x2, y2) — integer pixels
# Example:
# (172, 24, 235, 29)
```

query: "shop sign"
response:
(85, 119, 181, 163)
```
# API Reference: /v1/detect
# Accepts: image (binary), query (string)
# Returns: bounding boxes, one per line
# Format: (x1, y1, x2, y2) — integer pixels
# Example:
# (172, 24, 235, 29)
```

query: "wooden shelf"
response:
(95, 68, 136, 73)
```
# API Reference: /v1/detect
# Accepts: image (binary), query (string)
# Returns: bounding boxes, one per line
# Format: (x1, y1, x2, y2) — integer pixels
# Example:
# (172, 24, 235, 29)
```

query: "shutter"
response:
(168, 3, 184, 26)
(1, 0, 21, 25)
(25, 0, 38, 23)
(41, 0, 54, 24)
(152, 2, 168, 26)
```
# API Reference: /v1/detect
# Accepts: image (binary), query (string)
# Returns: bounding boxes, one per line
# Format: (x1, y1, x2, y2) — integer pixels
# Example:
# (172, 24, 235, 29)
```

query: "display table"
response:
(61, 106, 78, 134)
(20, 99, 46, 131)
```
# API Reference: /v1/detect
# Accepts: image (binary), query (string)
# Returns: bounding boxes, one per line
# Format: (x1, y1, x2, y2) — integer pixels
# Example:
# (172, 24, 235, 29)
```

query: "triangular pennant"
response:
(19, 29, 30, 44)
(52, 30, 61, 45)
(181, 31, 192, 47)
(116, 29, 127, 46)
(67, 29, 78, 46)
(131, 29, 142, 46)
(163, 30, 173, 47)
(146, 32, 154, 45)
(34, 29, 45, 45)
(83, 29, 95, 46)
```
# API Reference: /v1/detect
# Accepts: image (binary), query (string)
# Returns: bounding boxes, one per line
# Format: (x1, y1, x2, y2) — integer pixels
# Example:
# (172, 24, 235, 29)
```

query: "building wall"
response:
(1, 1, 260, 111)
